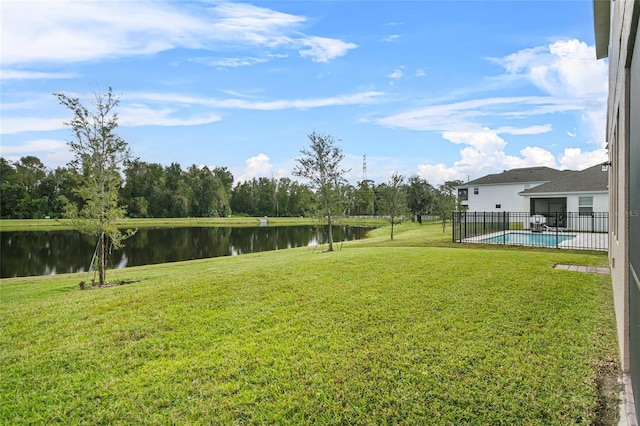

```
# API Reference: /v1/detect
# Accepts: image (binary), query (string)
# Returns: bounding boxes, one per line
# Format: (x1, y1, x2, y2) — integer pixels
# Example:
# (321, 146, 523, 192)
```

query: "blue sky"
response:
(1, 0, 607, 185)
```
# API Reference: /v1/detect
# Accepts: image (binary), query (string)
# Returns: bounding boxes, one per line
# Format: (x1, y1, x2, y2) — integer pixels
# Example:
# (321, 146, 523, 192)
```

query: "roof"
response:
(520, 164, 608, 194)
(593, 0, 611, 60)
(462, 166, 569, 186)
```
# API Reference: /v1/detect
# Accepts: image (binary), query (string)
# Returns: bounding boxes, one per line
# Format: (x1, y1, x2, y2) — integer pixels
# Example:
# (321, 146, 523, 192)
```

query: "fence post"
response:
(483, 211, 486, 235)
(451, 212, 454, 242)
(503, 211, 506, 245)
(556, 212, 560, 248)
(464, 211, 467, 239)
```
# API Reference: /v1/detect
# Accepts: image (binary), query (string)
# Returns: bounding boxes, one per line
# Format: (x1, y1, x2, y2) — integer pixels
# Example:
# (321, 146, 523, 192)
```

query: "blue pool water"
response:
(480, 232, 576, 246)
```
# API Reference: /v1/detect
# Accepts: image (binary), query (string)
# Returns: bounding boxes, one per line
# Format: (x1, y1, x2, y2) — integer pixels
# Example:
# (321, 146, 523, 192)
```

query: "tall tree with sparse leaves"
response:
(293, 131, 349, 252)
(381, 172, 407, 240)
(55, 88, 135, 286)
(435, 180, 463, 232)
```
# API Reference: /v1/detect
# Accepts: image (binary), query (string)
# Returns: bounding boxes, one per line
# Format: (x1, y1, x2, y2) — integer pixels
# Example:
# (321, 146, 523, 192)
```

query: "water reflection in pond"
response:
(0, 226, 369, 278)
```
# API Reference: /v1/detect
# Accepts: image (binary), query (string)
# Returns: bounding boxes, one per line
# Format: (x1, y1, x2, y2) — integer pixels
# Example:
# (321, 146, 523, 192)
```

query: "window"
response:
(579, 196, 593, 216)
(473, 187, 479, 195)
(495, 204, 501, 209)
(457, 188, 468, 200)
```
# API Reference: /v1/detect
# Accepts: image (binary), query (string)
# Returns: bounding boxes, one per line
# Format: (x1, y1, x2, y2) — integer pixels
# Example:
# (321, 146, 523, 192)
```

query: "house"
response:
(456, 164, 608, 231)
(594, 0, 639, 423)
(455, 166, 569, 212)
(519, 164, 608, 231)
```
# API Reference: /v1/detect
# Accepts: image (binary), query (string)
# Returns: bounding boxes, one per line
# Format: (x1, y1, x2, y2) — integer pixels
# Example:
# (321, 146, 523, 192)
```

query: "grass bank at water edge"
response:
(0, 216, 388, 232)
(0, 222, 618, 424)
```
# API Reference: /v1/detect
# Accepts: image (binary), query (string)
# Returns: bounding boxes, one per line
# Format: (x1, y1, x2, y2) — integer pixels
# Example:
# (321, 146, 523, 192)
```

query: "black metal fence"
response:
(452, 211, 608, 251)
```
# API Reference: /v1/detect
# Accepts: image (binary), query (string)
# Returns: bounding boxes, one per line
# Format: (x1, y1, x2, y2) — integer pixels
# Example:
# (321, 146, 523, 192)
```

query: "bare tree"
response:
(293, 131, 349, 251)
(55, 88, 135, 286)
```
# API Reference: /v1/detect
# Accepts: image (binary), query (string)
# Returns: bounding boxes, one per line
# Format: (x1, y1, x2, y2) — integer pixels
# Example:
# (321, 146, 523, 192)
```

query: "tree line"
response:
(1, 88, 462, 224)
(0, 88, 463, 284)
(1, 154, 461, 222)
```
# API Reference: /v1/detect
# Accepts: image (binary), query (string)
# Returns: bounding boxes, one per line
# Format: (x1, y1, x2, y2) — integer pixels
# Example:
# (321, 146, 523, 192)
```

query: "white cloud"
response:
(0, 70, 79, 80)
(0, 139, 67, 154)
(519, 146, 557, 166)
(0, 139, 73, 168)
(45, 148, 75, 168)
(380, 38, 608, 184)
(498, 39, 607, 98)
(1, 117, 67, 134)
(298, 36, 357, 63)
(415, 125, 605, 185)
(2, 90, 382, 134)
(418, 163, 464, 186)
(559, 147, 607, 170)
(1, 1, 355, 65)
(415, 69, 426, 77)
(415, 126, 604, 185)
(191, 53, 289, 68)
(2, 1, 198, 64)
(212, 2, 306, 38)
(192, 56, 270, 68)
(383, 34, 401, 42)
(377, 96, 572, 132)
(128, 90, 384, 111)
(387, 67, 404, 82)
(494, 124, 552, 135)
(582, 106, 607, 145)
(418, 129, 508, 185)
(501, 146, 558, 170)
(443, 129, 507, 153)
(494, 38, 607, 144)
(416, 128, 559, 185)
(1, 106, 222, 134)
(235, 153, 286, 183)
(118, 105, 222, 127)
(0, 97, 53, 112)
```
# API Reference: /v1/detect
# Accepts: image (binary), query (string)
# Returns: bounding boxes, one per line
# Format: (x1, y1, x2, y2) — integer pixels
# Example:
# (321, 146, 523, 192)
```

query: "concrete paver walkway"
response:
(554, 264, 610, 274)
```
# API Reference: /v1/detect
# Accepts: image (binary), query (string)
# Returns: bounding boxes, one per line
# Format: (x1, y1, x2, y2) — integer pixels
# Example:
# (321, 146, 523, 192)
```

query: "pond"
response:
(0, 226, 370, 278)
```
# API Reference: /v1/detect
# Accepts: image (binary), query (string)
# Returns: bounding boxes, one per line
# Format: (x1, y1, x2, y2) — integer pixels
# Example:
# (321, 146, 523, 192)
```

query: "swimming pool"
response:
(480, 232, 576, 246)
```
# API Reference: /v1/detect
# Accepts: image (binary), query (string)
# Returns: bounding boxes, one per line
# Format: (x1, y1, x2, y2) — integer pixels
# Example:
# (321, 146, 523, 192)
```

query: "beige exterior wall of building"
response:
(594, 0, 639, 422)
(604, 0, 635, 373)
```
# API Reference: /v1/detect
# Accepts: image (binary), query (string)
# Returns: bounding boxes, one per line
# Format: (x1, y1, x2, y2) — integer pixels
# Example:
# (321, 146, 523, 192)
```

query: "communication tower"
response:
(362, 155, 368, 182)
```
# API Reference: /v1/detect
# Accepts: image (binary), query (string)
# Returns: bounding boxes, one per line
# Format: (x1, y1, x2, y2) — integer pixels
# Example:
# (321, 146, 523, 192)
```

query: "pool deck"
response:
(462, 230, 609, 251)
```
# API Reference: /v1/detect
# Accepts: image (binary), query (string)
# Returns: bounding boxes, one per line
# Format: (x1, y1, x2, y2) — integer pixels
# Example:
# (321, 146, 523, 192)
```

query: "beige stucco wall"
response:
(605, 0, 637, 372)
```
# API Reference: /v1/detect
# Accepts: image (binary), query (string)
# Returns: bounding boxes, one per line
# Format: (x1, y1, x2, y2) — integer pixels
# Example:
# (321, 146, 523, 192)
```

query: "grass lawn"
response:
(0, 222, 619, 424)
